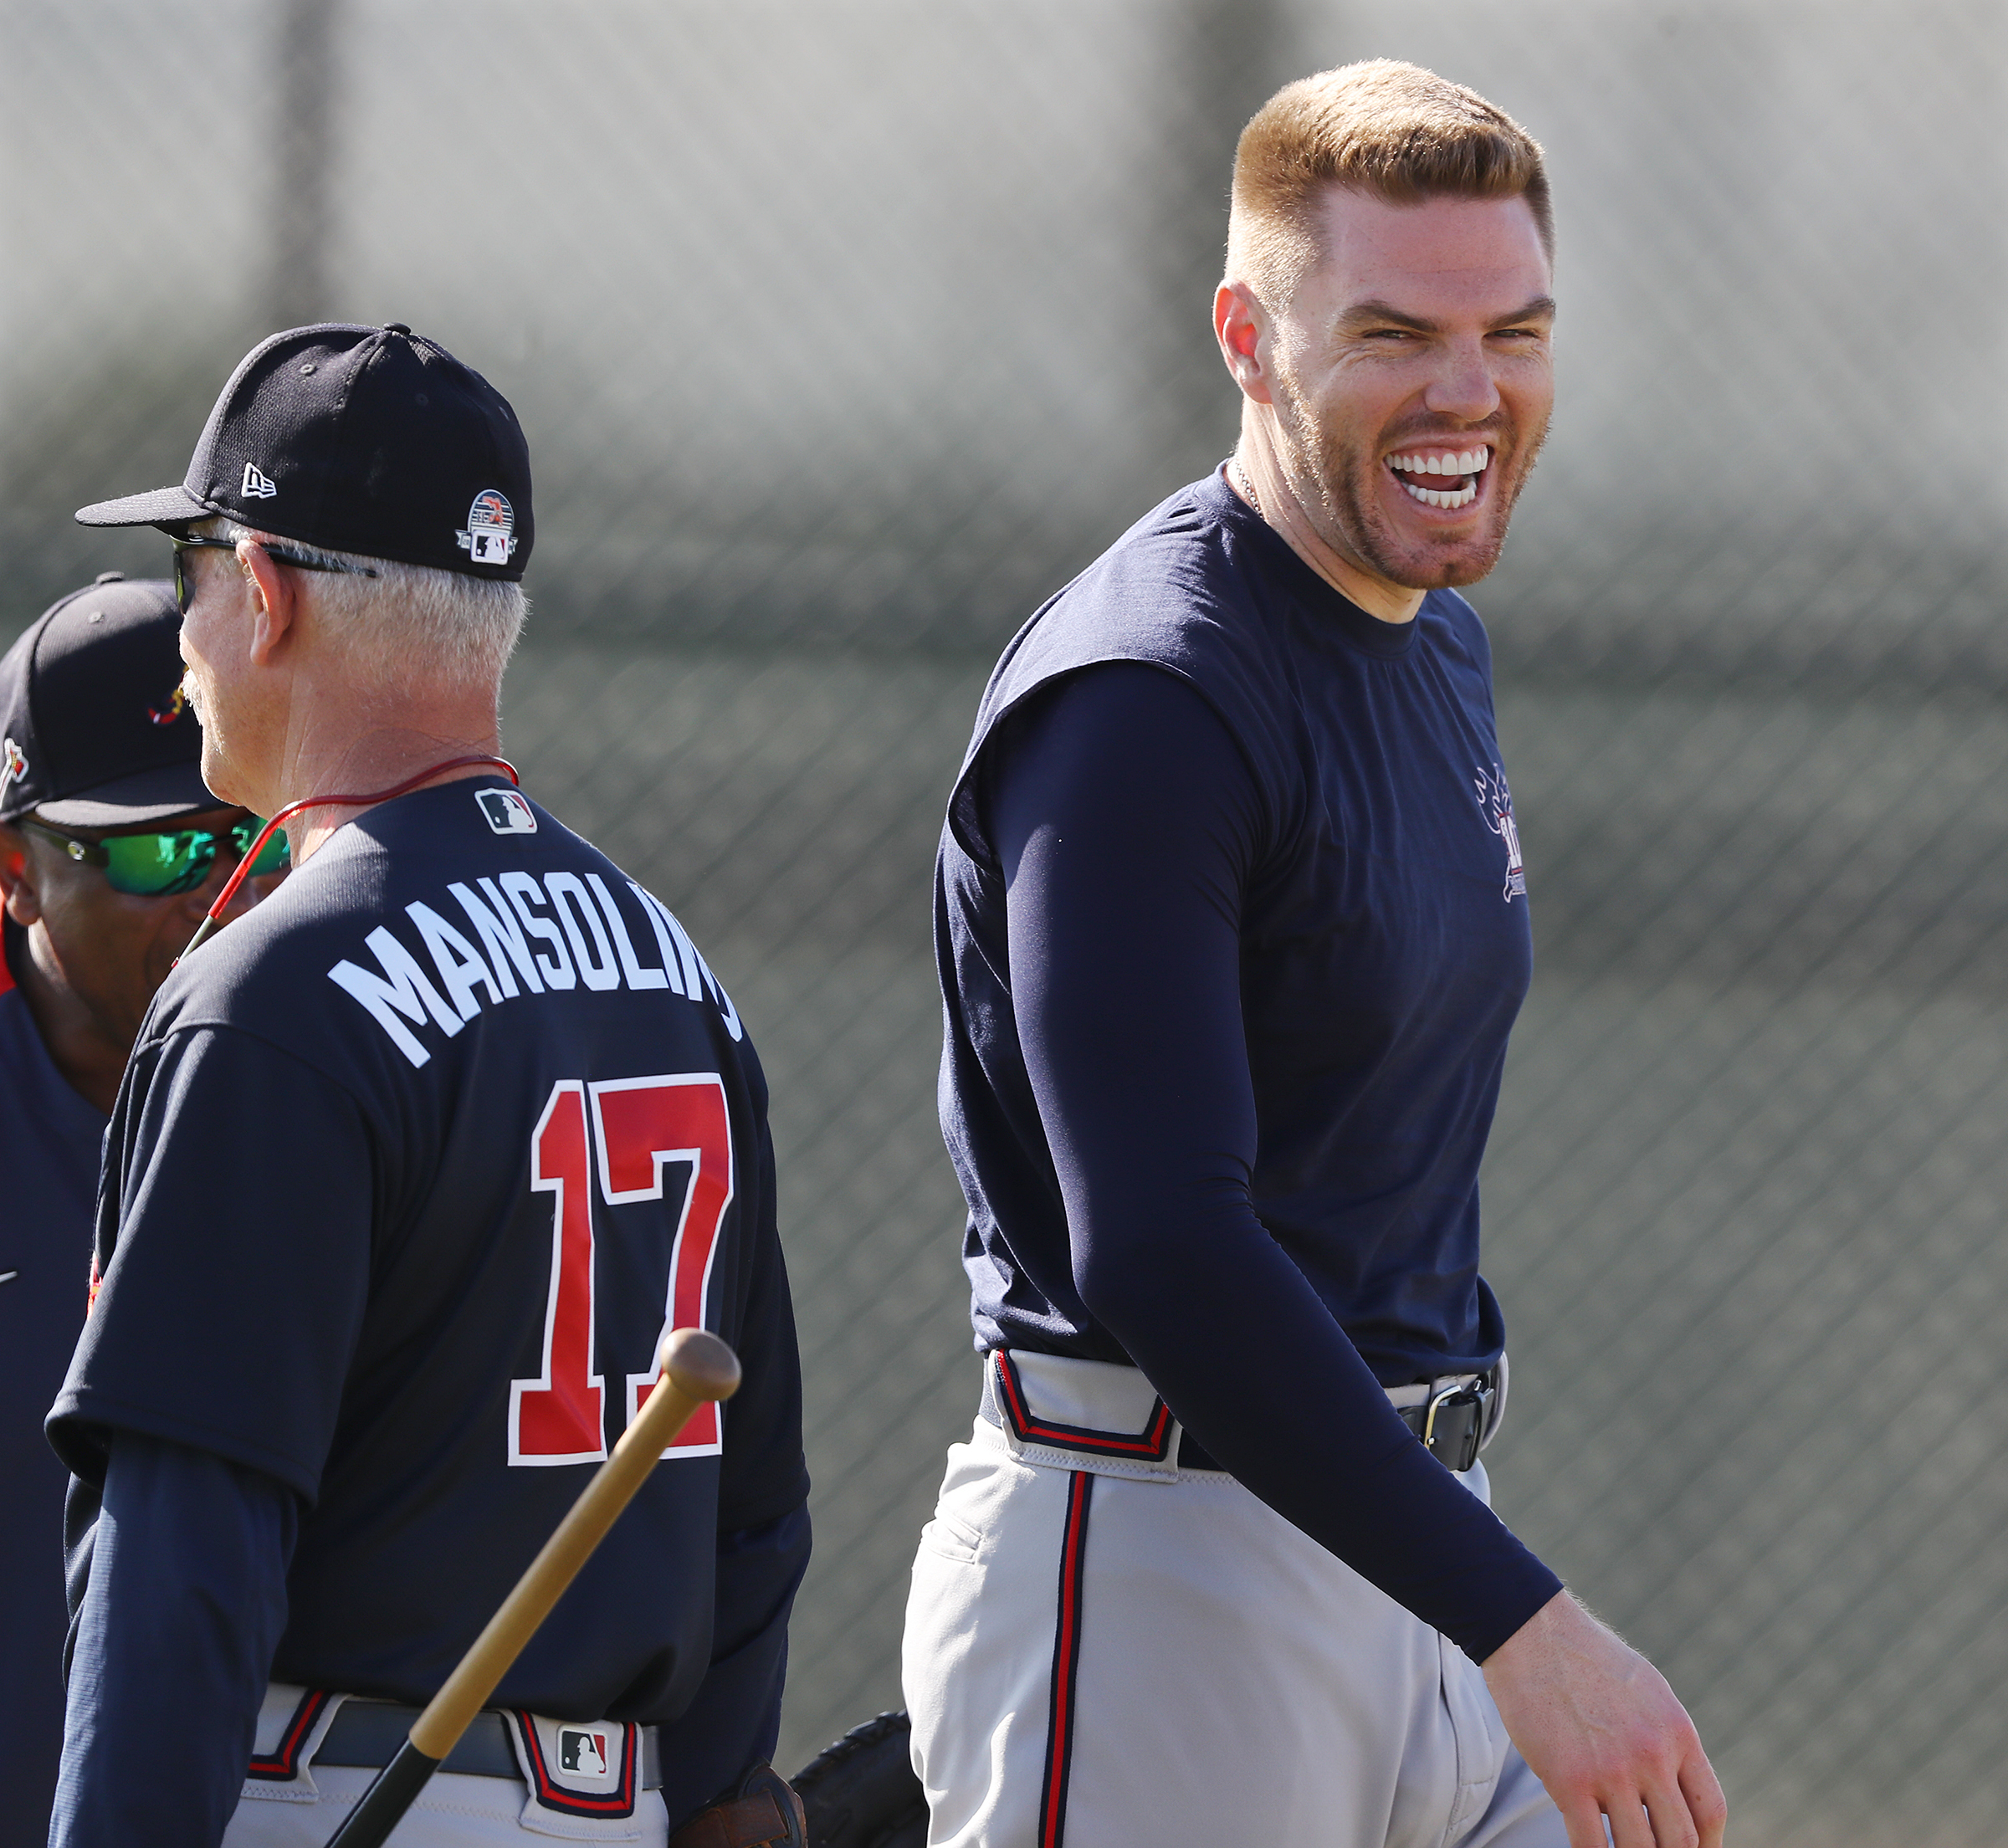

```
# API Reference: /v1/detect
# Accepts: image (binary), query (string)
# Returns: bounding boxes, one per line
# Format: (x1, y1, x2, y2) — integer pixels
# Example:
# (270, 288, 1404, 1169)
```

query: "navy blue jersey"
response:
(0, 932, 104, 1848)
(940, 465, 1532, 1385)
(953, 662, 1560, 1657)
(49, 778, 808, 1724)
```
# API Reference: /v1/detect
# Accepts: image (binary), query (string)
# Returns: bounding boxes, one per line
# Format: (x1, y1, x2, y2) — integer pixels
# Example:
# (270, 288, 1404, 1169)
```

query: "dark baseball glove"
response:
(790, 1711, 928, 1848)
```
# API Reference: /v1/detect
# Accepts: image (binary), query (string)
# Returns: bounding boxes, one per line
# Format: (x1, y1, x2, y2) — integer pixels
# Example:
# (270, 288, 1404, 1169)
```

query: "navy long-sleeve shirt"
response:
(53, 1437, 298, 1847)
(935, 468, 1563, 1661)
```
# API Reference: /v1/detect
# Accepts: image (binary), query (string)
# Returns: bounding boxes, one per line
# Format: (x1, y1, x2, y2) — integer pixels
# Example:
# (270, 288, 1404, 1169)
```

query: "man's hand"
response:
(1483, 1589, 1727, 1848)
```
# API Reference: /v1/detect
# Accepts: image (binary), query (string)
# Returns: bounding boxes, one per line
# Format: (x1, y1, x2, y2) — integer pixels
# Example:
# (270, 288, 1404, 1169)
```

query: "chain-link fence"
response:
(4, 5, 2004, 1844)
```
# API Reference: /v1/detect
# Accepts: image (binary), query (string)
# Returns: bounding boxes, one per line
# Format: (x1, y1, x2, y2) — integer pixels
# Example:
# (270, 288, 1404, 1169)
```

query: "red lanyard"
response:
(176, 755, 520, 964)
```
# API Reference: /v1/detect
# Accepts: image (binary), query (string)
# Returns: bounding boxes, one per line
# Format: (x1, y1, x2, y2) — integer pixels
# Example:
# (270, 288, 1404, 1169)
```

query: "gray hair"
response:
(197, 517, 527, 689)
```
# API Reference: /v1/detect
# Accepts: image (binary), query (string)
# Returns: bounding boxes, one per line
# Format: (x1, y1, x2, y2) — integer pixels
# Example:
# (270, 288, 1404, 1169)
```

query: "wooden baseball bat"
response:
(323, 1328, 742, 1848)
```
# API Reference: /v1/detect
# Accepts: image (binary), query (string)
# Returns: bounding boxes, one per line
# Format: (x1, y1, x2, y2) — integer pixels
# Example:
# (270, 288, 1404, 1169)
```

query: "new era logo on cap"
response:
(241, 463, 278, 499)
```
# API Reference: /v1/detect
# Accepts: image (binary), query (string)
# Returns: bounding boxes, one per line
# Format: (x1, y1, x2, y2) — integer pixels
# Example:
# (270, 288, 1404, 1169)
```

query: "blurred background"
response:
(5, 3, 2003, 1842)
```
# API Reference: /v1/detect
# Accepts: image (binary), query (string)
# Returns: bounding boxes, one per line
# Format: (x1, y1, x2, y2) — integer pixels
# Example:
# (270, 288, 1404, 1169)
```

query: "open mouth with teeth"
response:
(1387, 444, 1492, 511)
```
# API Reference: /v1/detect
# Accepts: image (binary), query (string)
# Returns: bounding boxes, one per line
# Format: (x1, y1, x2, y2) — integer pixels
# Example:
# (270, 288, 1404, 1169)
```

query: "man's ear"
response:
(0, 824, 43, 925)
(1214, 282, 1275, 407)
(239, 541, 301, 668)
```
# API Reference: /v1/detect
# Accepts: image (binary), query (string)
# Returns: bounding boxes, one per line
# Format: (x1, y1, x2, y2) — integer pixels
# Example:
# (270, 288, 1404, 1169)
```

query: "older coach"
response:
(907, 62, 1726, 1848)
(0, 580, 283, 1848)
(49, 323, 810, 1848)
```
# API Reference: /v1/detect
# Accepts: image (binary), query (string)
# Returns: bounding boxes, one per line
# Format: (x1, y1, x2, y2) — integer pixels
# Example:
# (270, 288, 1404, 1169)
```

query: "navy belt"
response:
(315, 1702, 663, 1789)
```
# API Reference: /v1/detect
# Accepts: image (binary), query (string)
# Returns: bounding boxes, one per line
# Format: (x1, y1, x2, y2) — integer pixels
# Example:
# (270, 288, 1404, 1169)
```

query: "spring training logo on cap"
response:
(0, 737, 26, 802)
(456, 489, 518, 566)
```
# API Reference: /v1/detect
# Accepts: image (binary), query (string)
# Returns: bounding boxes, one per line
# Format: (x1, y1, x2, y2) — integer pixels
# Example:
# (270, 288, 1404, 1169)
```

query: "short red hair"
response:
(1227, 60, 1552, 309)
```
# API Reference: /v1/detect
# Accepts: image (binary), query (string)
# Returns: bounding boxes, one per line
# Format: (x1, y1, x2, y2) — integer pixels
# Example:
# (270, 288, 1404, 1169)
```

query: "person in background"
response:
(0, 575, 284, 1848)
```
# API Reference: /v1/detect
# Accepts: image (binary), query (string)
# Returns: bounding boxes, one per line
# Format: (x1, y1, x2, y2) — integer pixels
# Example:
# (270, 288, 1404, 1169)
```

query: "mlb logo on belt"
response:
(560, 1728, 608, 1777)
(476, 788, 537, 835)
(456, 489, 518, 566)
(507, 1711, 638, 1815)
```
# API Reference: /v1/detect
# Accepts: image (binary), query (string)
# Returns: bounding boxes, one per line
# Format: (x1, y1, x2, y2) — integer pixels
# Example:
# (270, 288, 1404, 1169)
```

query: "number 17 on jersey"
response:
(509, 1072, 734, 1467)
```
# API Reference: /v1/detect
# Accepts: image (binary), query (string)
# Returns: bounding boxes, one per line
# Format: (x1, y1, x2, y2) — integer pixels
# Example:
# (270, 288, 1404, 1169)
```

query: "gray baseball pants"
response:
(902, 1351, 1568, 1848)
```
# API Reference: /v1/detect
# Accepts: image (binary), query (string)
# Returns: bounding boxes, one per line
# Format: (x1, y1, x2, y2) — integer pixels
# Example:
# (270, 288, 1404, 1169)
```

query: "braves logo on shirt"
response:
(1473, 764, 1526, 902)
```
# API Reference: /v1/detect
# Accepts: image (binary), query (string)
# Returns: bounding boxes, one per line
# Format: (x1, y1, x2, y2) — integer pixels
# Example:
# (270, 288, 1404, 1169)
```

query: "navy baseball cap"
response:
(74, 323, 533, 582)
(0, 575, 215, 827)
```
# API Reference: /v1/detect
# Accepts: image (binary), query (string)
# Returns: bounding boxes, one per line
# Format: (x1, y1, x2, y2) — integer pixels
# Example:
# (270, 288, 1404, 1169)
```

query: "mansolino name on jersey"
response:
(328, 869, 740, 1067)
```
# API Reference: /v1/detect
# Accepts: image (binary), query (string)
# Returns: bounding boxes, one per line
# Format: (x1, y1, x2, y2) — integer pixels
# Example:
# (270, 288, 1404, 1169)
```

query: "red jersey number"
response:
(509, 1074, 733, 1466)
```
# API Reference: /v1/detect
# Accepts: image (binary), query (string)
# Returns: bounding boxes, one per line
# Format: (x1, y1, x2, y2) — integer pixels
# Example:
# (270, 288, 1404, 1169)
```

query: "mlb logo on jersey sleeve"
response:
(477, 787, 537, 835)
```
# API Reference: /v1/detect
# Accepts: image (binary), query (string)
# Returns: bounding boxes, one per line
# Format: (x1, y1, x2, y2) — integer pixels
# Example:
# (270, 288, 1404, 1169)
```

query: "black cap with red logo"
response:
(73, 323, 533, 583)
(0, 576, 213, 827)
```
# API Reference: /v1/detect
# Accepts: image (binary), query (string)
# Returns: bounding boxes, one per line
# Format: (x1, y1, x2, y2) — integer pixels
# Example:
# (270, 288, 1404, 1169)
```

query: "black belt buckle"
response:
(1419, 1373, 1493, 1474)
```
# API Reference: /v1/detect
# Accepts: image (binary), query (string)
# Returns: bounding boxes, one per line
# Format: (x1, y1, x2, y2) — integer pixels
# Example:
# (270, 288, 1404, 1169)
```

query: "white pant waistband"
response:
(977, 1348, 1507, 1481)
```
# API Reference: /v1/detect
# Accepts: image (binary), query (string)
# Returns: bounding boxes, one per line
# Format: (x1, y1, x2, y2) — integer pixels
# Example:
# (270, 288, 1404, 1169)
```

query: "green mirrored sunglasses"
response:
(18, 816, 290, 896)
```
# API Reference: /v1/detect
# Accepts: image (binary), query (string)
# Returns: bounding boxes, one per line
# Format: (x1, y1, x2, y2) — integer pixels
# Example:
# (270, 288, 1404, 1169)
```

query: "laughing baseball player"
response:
(46, 325, 810, 1847)
(905, 63, 1727, 1848)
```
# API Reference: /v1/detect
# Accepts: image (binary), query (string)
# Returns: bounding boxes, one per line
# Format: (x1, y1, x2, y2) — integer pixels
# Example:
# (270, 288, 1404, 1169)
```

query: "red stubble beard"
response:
(1271, 366, 1550, 593)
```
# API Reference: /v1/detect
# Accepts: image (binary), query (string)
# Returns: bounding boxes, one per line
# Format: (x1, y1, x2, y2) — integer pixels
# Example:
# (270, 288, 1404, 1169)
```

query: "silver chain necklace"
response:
(1232, 456, 1262, 518)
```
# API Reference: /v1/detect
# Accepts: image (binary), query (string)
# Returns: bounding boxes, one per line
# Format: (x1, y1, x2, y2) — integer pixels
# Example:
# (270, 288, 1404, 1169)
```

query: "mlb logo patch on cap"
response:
(477, 787, 536, 834)
(457, 489, 517, 566)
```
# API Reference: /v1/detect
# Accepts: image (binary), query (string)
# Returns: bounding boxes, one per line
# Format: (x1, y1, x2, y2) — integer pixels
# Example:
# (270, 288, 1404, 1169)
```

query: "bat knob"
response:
(660, 1328, 741, 1404)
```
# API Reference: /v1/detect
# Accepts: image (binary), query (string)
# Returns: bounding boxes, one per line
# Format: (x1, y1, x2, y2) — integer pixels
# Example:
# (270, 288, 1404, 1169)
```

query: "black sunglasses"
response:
(171, 535, 378, 615)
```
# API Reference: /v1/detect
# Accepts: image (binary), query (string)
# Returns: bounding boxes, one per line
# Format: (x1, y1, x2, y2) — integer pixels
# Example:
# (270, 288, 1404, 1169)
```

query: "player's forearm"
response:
(1483, 1589, 1729, 1848)
(50, 1434, 296, 1848)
